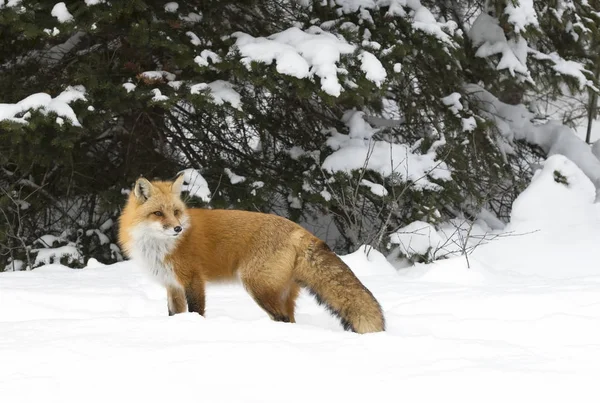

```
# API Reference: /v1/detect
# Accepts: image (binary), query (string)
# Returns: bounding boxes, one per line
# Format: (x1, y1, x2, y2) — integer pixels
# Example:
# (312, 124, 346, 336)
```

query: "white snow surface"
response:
(2, 171, 600, 401)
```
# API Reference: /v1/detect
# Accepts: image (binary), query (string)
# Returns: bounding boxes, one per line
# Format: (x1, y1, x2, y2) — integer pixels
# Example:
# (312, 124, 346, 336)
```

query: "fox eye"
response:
(153, 211, 163, 217)
(174, 209, 180, 216)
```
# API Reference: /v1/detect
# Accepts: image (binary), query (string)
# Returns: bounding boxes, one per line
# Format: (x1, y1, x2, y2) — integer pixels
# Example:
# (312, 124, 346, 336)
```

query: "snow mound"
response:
(510, 155, 596, 230)
(390, 221, 442, 257)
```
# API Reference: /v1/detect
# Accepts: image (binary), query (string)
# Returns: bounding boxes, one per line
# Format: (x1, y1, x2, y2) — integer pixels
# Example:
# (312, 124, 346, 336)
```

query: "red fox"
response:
(118, 175, 385, 333)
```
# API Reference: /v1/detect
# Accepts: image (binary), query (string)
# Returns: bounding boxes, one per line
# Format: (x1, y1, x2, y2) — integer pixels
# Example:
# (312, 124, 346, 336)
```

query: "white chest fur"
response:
(129, 227, 181, 287)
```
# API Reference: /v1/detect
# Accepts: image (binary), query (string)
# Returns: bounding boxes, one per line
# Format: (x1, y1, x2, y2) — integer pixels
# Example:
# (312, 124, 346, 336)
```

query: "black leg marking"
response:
(272, 314, 291, 323)
(185, 287, 205, 316)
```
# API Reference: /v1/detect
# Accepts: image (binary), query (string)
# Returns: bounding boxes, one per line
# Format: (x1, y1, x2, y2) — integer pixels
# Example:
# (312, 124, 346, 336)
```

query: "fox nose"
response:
(174, 226, 182, 233)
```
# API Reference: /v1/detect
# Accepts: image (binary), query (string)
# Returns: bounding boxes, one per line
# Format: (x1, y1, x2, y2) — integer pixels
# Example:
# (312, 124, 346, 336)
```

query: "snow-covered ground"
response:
(2, 156, 600, 403)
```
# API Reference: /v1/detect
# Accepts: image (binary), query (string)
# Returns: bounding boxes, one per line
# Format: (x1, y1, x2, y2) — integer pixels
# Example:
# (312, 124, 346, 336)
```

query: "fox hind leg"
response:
(242, 276, 292, 323)
(284, 283, 300, 323)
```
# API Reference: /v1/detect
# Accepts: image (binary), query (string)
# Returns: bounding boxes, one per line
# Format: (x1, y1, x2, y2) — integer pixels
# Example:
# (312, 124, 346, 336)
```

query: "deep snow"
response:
(1, 156, 600, 402)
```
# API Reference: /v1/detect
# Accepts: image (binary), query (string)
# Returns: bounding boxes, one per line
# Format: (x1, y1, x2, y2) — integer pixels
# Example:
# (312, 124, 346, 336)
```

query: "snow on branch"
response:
(189, 80, 242, 110)
(468, 13, 530, 79)
(335, 0, 456, 45)
(232, 26, 386, 97)
(465, 84, 600, 193)
(322, 111, 451, 191)
(0, 86, 87, 126)
(51, 2, 74, 23)
(179, 168, 211, 202)
(529, 50, 596, 90)
(504, 0, 538, 34)
(469, 9, 593, 89)
(0, 0, 22, 9)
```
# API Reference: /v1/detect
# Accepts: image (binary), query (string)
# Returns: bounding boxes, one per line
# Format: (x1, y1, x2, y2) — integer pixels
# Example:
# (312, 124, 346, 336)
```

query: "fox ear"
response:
(171, 173, 185, 195)
(134, 177, 153, 201)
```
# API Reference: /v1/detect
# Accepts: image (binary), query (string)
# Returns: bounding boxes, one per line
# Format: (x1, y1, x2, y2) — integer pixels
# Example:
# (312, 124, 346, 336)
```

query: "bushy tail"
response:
(294, 236, 385, 334)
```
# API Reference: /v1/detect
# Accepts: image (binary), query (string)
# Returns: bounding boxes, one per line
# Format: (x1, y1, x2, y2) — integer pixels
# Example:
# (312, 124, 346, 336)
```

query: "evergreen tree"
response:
(1, 0, 597, 269)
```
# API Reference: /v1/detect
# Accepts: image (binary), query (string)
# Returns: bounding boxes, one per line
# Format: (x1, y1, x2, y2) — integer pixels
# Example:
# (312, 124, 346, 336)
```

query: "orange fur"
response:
(118, 176, 385, 333)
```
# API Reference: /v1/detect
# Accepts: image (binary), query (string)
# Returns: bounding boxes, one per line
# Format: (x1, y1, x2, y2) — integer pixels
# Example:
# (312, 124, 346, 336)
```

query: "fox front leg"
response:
(167, 285, 187, 316)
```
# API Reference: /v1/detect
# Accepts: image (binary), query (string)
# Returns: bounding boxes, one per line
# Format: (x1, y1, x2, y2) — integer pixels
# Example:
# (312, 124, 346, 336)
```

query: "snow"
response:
(3, 260, 24, 271)
(468, 13, 529, 77)
(320, 189, 332, 201)
(510, 155, 595, 230)
(390, 220, 442, 257)
(32, 243, 82, 267)
(3, 167, 600, 401)
(150, 88, 168, 102)
(0, 0, 22, 8)
(0, 85, 86, 126)
(322, 111, 451, 190)
(461, 116, 477, 131)
(35, 234, 61, 247)
(86, 229, 111, 245)
(51, 2, 73, 23)
(179, 168, 211, 202)
(441, 92, 462, 115)
(43, 27, 60, 36)
(190, 80, 242, 110)
(193, 50, 221, 67)
(224, 168, 246, 184)
(181, 12, 202, 23)
(84, 0, 105, 5)
(139, 70, 176, 82)
(530, 50, 594, 90)
(357, 51, 386, 86)
(164, 2, 178, 13)
(122, 82, 136, 93)
(504, 0, 538, 33)
(186, 31, 201, 46)
(465, 84, 600, 193)
(411, 4, 453, 44)
(360, 178, 388, 196)
(233, 26, 372, 97)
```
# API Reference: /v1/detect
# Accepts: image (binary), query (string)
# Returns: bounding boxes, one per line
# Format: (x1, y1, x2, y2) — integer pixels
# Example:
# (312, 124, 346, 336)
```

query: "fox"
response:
(118, 175, 385, 334)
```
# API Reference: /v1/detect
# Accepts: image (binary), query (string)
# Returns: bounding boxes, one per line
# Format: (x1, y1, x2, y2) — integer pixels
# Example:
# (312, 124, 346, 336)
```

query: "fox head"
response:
(127, 175, 189, 239)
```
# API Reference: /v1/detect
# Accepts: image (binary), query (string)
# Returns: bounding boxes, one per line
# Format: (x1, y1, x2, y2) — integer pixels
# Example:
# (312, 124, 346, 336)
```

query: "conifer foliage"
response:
(1, 0, 598, 270)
